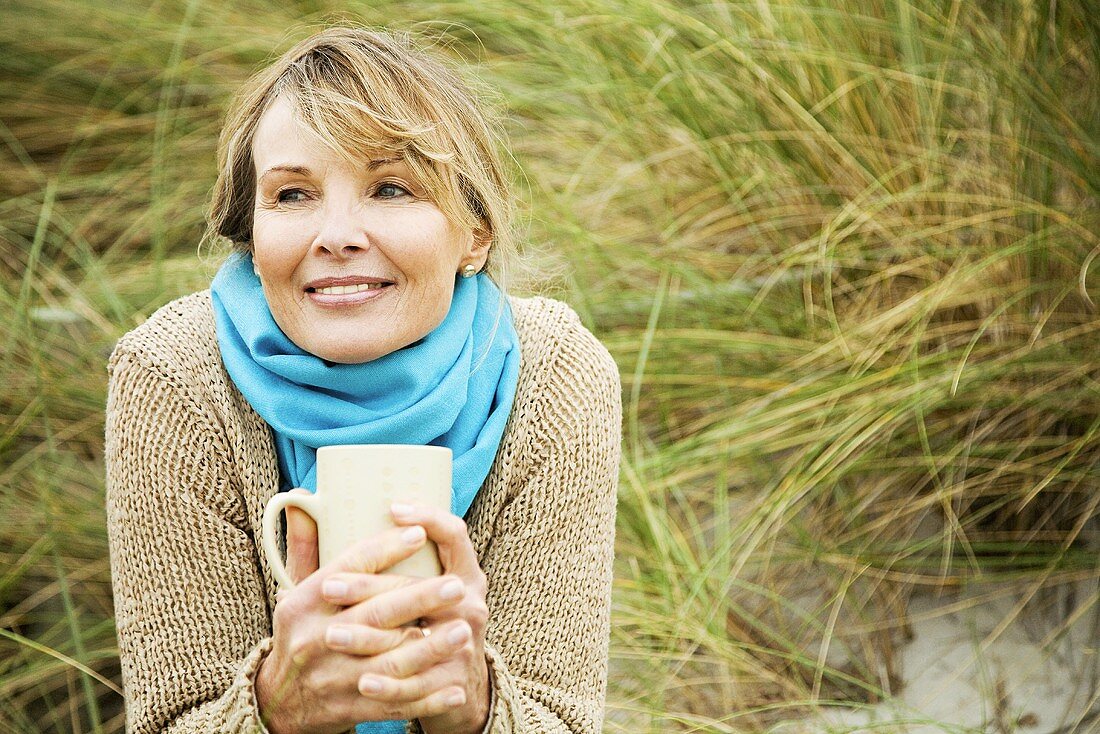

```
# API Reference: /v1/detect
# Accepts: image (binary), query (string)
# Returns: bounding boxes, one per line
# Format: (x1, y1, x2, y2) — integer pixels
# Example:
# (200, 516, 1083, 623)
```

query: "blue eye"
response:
(277, 188, 308, 203)
(377, 183, 409, 198)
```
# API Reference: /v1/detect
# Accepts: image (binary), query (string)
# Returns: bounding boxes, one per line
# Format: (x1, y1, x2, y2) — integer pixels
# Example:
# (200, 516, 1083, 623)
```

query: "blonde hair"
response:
(207, 27, 516, 286)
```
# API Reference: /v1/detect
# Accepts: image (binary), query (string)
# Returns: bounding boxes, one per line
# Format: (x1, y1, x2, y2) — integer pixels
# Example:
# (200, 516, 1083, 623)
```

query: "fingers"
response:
(320, 571, 416, 607)
(390, 504, 484, 583)
(329, 524, 428, 576)
(338, 575, 467, 631)
(265, 502, 484, 731)
(323, 621, 424, 657)
(285, 488, 319, 585)
(279, 522, 453, 620)
(356, 621, 473, 701)
(278, 522, 427, 609)
(359, 679, 469, 721)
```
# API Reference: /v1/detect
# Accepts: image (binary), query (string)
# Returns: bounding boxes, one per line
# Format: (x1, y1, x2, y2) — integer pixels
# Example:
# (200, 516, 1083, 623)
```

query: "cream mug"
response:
(261, 444, 451, 588)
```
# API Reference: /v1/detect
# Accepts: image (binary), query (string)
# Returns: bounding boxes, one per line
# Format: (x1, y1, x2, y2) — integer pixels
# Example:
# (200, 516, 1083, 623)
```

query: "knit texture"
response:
(105, 291, 621, 734)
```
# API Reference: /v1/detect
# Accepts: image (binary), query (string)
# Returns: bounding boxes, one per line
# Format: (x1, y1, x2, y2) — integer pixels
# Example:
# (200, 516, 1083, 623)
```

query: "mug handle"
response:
(261, 491, 323, 589)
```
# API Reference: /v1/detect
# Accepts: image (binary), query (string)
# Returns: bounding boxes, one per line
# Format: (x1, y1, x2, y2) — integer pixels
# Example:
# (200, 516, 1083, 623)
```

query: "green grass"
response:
(2, 0, 1098, 731)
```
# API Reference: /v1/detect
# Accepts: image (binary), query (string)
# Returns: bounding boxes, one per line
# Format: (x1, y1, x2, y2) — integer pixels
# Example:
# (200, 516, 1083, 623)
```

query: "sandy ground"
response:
(817, 579, 1100, 734)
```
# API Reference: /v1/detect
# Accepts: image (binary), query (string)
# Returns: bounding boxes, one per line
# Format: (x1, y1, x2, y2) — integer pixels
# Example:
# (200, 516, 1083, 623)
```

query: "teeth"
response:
(314, 283, 385, 295)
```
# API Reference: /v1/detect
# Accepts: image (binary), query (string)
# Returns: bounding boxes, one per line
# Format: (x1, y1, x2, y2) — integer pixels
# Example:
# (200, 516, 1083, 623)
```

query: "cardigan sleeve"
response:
(444, 313, 622, 733)
(105, 347, 276, 734)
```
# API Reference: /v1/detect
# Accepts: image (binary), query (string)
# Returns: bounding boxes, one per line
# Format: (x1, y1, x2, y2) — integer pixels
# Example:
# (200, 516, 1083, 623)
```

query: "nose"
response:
(310, 205, 370, 259)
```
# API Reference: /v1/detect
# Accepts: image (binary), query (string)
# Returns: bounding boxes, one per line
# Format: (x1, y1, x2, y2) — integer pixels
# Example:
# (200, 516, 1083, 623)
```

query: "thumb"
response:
(284, 488, 319, 584)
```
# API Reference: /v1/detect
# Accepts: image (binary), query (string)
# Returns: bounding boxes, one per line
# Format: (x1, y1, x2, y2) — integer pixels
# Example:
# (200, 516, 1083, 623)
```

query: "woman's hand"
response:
(387, 502, 492, 734)
(254, 491, 490, 734)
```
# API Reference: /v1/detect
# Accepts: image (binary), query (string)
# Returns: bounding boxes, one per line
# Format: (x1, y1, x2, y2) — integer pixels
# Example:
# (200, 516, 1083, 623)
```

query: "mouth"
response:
(304, 276, 395, 295)
(309, 282, 387, 295)
(304, 275, 395, 304)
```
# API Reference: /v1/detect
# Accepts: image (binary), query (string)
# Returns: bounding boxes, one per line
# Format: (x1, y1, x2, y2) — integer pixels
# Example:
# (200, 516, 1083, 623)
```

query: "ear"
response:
(463, 226, 492, 272)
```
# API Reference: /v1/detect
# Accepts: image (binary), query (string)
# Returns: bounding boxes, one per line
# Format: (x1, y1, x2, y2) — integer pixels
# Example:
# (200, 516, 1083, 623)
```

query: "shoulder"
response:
(507, 295, 620, 395)
(505, 295, 622, 449)
(108, 291, 219, 384)
(106, 292, 233, 428)
(105, 291, 277, 525)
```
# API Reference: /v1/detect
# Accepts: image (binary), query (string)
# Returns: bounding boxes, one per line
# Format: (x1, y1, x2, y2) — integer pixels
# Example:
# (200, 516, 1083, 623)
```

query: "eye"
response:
(376, 183, 410, 199)
(277, 188, 309, 204)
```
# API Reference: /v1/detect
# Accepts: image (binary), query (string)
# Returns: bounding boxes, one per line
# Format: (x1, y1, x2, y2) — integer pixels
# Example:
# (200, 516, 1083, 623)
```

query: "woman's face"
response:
(250, 96, 486, 364)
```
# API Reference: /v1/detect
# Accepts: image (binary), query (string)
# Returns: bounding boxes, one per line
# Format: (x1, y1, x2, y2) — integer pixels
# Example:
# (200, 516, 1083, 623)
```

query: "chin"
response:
(315, 347, 386, 365)
(293, 320, 433, 364)
(302, 334, 402, 365)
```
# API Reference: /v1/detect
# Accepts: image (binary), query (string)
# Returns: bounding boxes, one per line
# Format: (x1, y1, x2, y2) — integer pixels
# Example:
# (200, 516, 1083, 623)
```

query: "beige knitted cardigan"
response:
(105, 291, 621, 734)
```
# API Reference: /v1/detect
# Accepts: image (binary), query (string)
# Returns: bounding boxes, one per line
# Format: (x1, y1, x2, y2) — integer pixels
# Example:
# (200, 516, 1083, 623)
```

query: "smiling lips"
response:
(305, 276, 393, 304)
(313, 283, 385, 295)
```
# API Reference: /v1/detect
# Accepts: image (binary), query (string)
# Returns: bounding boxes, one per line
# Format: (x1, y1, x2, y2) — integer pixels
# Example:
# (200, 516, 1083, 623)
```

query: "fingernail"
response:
(439, 578, 464, 601)
(446, 623, 470, 646)
(446, 688, 466, 706)
(326, 626, 352, 648)
(360, 676, 383, 695)
(391, 502, 415, 517)
(322, 579, 349, 599)
(402, 525, 426, 545)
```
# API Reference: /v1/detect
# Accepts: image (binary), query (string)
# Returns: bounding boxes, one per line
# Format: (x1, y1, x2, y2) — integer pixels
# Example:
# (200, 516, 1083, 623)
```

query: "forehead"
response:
(252, 95, 397, 173)
(252, 97, 322, 169)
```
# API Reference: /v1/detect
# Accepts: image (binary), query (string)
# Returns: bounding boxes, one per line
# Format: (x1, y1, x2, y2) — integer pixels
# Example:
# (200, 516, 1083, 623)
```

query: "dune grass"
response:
(1, 0, 1097, 731)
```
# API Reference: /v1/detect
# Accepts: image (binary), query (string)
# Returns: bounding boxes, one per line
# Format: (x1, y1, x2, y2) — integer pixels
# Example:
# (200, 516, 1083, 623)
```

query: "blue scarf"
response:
(211, 252, 519, 733)
(211, 251, 520, 514)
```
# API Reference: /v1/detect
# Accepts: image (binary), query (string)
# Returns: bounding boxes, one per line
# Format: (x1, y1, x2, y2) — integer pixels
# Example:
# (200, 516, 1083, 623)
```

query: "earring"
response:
(461, 264, 478, 278)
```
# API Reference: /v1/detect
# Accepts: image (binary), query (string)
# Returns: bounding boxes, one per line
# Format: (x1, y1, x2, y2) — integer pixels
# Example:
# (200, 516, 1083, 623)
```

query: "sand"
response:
(817, 579, 1100, 734)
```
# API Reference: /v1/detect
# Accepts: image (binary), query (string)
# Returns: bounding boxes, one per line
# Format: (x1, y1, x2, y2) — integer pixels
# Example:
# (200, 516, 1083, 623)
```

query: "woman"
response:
(104, 27, 621, 734)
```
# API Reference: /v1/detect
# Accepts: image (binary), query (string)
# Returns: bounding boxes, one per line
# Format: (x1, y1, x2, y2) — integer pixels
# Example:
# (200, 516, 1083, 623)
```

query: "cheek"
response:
(416, 260, 458, 303)
(251, 218, 301, 279)
(402, 261, 457, 330)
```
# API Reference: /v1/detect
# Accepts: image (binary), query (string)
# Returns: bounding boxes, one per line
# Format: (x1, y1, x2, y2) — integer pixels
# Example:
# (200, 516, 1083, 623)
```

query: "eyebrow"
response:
(257, 164, 310, 183)
(366, 157, 401, 171)
(257, 158, 402, 183)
